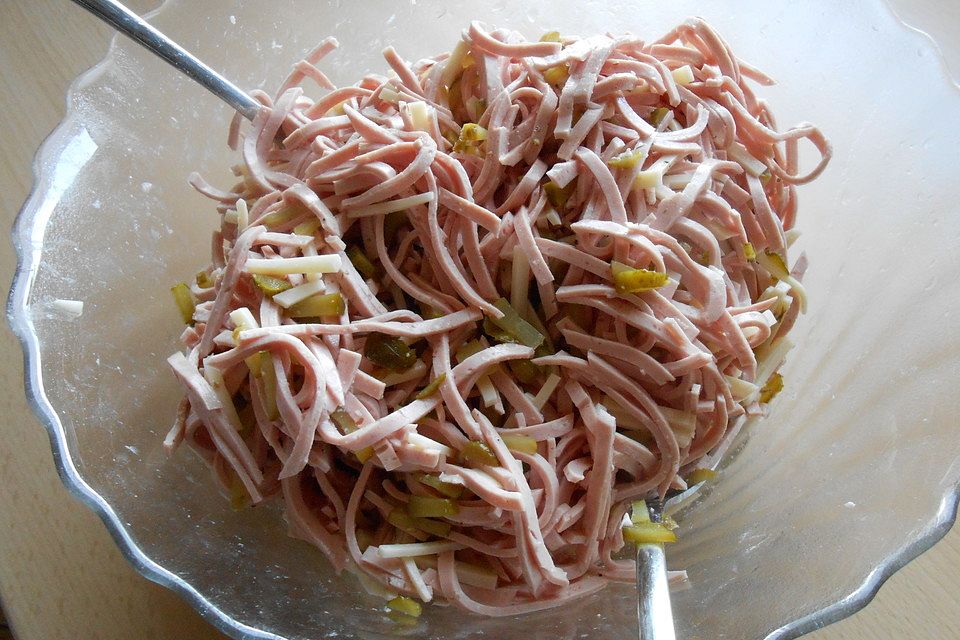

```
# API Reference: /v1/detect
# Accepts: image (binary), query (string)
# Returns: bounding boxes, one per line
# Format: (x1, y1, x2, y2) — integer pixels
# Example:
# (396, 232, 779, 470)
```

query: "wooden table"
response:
(1, 2, 958, 638)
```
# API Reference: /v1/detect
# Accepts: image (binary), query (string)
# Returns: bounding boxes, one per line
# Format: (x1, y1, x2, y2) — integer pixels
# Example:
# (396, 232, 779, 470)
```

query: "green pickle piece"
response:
(508, 359, 542, 384)
(650, 107, 670, 126)
(418, 474, 464, 499)
(502, 435, 538, 455)
(759, 372, 784, 403)
(415, 373, 447, 399)
(386, 509, 429, 542)
(383, 210, 408, 246)
(252, 274, 292, 296)
(170, 282, 195, 325)
(364, 332, 418, 372)
(488, 298, 544, 349)
(610, 261, 669, 294)
(195, 271, 214, 289)
(544, 180, 576, 210)
(347, 246, 377, 279)
(607, 149, 645, 169)
(411, 516, 451, 538)
(453, 123, 488, 154)
(622, 521, 677, 544)
(331, 409, 358, 434)
(406, 496, 459, 518)
(461, 441, 499, 467)
(387, 596, 422, 619)
(287, 292, 345, 318)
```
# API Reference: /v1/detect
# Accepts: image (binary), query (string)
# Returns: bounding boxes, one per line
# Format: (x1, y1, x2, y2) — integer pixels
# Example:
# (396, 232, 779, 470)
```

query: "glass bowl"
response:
(8, 1, 960, 638)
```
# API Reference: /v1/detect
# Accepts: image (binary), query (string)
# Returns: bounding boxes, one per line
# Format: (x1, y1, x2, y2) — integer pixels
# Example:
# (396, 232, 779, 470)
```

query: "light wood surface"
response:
(0, 2, 957, 639)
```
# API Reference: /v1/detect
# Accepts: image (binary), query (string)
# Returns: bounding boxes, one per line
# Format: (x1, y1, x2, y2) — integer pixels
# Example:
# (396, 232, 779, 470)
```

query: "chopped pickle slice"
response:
(420, 305, 443, 320)
(260, 206, 298, 227)
(743, 242, 757, 261)
(331, 408, 358, 433)
(459, 122, 488, 142)
(387, 596, 422, 618)
(406, 496, 459, 518)
(195, 271, 214, 289)
(544, 179, 576, 210)
(244, 350, 264, 378)
(292, 219, 321, 236)
(415, 373, 447, 399)
(446, 76, 464, 119)
(607, 149, 645, 169)
(383, 210, 408, 246)
(650, 107, 670, 126)
(622, 521, 677, 544)
(610, 261, 669, 294)
(453, 123, 488, 154)
(331, 409, 373, 462)
(759, 372, 784, 403)
(287, 292, 345, 318)
(387, 509, 429, 542)
(364, 333, 418, 372)
(347, 246, 377, 279)
(461, 441, 499, 467)
(455, 339, 486, 363)
(687, 468, 718, 485)
(502, 435, 538, 455)
(543, 64, 570, 86)
(482, 317, 517, 344)
(260, 354, 279, 420)
(488, 298, 544, 349)
(508, 359, 542, 384)
(631, 499, 651, 524)
(170, 282, 195, 325)
(228, 479, 251, 511)
(252, 274, 293, 296)
(411, 516, 451, 538)
(418, 474, 464, 499)
(761, 251, 790, 279)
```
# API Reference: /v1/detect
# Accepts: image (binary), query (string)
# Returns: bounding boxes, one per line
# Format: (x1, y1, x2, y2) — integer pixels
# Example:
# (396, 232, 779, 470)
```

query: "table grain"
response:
(1, 1, 958, 638)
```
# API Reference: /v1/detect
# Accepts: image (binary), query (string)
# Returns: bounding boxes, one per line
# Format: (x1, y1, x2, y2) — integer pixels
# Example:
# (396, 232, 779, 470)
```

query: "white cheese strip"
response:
(245, 254, 341, 275)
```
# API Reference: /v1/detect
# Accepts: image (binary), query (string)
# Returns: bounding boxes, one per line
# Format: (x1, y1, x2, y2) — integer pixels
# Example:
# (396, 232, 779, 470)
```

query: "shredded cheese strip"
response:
(245, 255, 341, 275)
(165, 18, 828, 618)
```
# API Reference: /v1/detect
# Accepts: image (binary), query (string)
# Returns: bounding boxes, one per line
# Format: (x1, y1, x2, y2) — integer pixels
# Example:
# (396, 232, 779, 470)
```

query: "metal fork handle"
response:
(69, 0, 260, 120)
(637, 542, 677, 640)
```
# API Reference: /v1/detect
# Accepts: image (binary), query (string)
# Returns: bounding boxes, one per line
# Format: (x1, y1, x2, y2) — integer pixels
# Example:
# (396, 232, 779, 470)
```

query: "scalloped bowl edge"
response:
(5, 2, 958, 639)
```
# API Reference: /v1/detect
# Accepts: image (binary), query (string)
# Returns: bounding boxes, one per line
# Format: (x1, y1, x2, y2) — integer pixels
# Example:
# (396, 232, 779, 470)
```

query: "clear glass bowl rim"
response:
(6, 2, 959, 639)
